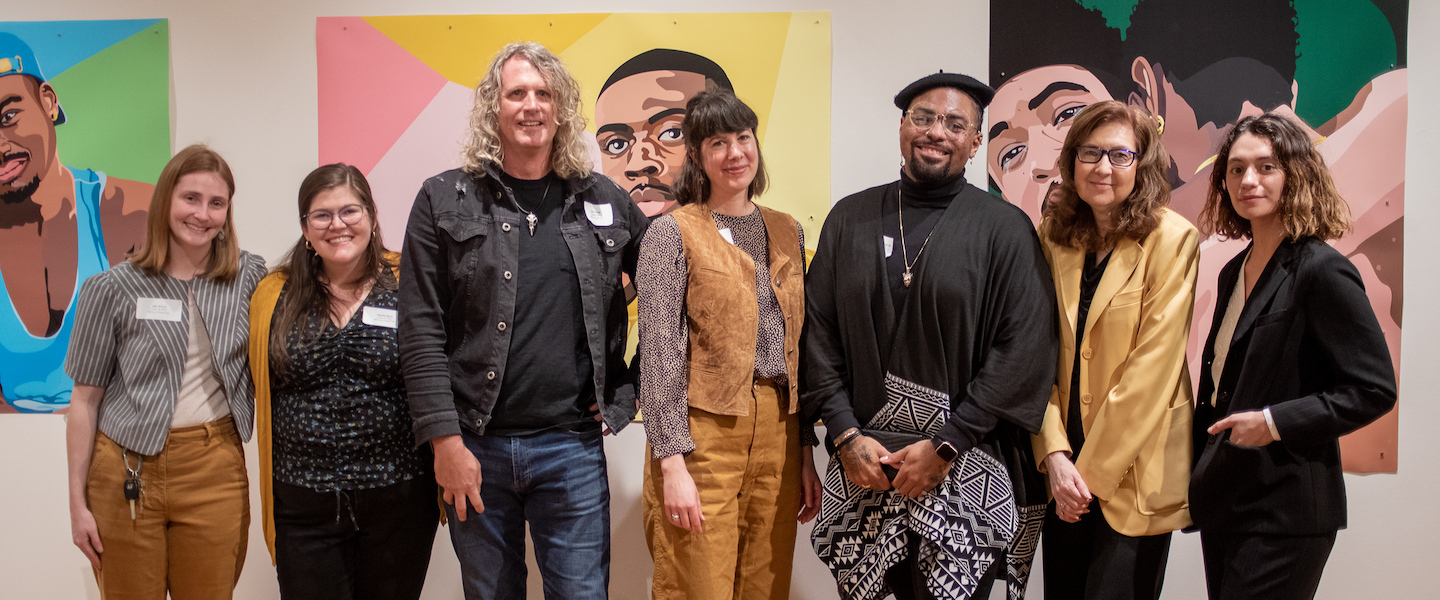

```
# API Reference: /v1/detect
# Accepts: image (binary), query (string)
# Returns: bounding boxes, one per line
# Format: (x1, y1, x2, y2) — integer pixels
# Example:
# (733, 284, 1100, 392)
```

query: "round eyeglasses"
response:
(905, 109, 975, 137)
(304, 204, 367, 229)
(1075, 145, 1137, 168)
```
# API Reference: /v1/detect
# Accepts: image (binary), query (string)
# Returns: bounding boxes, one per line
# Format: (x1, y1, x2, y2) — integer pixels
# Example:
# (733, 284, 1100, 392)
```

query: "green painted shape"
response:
(1294, 0, 1398, 126)
(1078, 0, 1141, 37)
(49, 21, 170, 185)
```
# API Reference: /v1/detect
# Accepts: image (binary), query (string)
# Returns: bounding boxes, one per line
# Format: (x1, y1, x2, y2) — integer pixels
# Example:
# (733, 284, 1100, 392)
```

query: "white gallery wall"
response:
(2, 1, 1437, 598)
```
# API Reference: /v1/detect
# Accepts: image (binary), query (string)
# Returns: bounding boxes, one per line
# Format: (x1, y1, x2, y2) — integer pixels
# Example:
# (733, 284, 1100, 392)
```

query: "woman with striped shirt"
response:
(64, 145, 267, 599)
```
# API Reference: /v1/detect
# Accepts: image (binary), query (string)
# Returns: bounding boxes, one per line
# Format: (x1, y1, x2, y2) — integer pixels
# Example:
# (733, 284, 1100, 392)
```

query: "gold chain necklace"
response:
(898, 188, 936, 288)
(514, 179, 553, 236)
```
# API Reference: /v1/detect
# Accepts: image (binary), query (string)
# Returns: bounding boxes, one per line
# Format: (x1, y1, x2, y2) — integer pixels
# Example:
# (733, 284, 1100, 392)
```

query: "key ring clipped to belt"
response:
(123, 448, 143, 479)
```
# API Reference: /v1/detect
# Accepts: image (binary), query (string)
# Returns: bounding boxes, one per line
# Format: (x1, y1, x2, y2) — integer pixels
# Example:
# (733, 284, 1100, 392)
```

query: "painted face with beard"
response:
(900, 86, 983, 185)
(0, 76, 58, 205)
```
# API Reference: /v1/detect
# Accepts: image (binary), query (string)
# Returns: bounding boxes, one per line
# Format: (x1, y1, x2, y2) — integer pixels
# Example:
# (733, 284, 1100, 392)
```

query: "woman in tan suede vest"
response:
(635, 88, 822, 600)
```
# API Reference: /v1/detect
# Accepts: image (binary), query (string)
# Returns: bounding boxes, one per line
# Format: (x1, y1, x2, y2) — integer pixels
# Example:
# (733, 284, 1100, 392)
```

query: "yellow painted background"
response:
(364, 12, 833, 248)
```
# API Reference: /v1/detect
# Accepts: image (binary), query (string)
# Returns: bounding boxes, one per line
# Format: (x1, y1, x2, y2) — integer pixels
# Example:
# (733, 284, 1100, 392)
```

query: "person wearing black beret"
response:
(805, 71, 1056, 600)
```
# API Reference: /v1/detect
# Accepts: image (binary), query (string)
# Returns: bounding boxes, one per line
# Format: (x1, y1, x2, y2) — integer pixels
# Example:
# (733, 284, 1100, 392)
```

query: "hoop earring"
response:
(1156, 115, 1165, 135)
(305, 239, 313, 250)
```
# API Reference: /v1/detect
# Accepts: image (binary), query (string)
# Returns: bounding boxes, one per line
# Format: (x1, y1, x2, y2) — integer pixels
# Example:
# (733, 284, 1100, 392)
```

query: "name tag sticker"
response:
(362, 306, 399, 329)
(718, 228, 735, 245)
(883, 235, 894, 258)
(584, 202, 614, 227)
(135, 298, 183, 322)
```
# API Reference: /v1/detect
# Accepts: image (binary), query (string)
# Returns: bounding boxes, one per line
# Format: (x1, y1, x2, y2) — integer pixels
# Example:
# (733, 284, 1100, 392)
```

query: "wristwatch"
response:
(932, 439, 958, 462)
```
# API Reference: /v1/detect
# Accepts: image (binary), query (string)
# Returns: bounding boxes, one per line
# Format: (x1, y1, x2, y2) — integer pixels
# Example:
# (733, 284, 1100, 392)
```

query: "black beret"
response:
(894, 71, 995, 111)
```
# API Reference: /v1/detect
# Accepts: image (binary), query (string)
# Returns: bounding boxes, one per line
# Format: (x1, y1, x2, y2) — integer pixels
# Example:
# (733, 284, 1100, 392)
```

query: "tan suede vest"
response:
(671, 202, 805, 416)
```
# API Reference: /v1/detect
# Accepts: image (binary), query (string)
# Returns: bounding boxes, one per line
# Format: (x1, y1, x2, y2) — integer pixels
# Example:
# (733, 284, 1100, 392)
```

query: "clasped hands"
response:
(837, 429, 951, 499)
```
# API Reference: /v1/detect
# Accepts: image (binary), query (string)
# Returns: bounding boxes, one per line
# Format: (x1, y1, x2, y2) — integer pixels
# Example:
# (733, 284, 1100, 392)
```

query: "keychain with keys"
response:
(122, 450, 142, 520)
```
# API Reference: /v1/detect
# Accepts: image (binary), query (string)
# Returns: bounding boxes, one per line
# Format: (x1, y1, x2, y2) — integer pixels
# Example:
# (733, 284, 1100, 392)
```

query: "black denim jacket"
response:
(398, 162, 648, 444)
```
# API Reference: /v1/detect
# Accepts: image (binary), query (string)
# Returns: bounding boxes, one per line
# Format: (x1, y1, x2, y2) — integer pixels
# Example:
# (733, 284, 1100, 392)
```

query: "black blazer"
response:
(1190, 237, 1395, 535)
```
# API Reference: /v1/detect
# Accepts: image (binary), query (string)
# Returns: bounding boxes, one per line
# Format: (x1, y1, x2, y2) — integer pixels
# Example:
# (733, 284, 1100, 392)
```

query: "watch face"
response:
(936, 441, 959, 462)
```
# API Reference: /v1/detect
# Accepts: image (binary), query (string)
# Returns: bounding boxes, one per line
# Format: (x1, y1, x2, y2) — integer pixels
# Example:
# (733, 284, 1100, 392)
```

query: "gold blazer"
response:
(1033, 208, 1199, 537)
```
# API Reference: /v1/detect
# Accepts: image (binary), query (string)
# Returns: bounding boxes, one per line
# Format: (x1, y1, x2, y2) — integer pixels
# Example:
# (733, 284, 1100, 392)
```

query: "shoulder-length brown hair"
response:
(129, 145, 241, 282)
(1200, 113, 1351, 241)
(460, 41, 591, 180)
(673, 87, 769, 206)
(268, 164, 396, 372)
(1041, 100, 1170, 252)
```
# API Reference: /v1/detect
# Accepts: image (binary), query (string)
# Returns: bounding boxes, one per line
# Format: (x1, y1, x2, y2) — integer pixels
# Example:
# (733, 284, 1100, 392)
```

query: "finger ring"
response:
(671, 514, 680, 520)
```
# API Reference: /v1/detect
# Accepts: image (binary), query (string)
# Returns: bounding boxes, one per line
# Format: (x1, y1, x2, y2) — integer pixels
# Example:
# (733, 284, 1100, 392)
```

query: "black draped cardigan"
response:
(800, 179, 1057, 501)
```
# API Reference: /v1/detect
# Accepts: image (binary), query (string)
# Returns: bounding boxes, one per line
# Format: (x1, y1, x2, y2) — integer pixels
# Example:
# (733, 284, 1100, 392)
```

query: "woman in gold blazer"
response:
(1032, 101, 1199, 600)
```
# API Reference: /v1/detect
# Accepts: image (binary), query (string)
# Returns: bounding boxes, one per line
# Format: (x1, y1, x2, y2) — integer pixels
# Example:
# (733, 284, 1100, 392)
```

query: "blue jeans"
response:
(448, 428, 610, 600)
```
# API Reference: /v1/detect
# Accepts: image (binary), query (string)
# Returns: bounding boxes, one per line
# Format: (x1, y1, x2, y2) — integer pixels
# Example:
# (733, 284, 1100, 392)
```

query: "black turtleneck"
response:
(882, 171, 966, 311)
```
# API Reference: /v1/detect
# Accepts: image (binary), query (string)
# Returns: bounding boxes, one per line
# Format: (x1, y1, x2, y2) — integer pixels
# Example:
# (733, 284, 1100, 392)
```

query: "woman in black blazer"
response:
(1192, 113, 1396, 600)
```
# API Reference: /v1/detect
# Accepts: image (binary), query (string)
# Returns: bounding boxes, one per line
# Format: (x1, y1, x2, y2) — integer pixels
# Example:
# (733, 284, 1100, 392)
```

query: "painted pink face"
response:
(0, 76, 58, 203)
(1224, 133, 1286, 231)
(988, 65, 1112, 223)
(595, 70, 706, 217)
(697, 129, 758, 201)
(303, 186, 373, 272)
(168, 172, 230, 255)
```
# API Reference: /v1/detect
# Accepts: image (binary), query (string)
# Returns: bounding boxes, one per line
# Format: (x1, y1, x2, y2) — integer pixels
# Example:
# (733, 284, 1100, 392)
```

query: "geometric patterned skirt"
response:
(812, 373, 1021, 600)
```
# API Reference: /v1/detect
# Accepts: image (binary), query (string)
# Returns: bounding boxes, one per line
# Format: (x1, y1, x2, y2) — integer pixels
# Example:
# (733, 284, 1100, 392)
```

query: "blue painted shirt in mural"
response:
(0, 167, 109, 413)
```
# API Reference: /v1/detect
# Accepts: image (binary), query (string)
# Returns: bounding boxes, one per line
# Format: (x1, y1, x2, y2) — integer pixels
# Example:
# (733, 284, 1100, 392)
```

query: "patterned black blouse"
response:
(271, 278, 427, 492)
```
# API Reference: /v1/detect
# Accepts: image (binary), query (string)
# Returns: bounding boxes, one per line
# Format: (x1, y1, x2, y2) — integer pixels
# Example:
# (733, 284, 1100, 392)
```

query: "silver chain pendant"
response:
(902, 271, 913, 287)
(526, 212, 538, 236)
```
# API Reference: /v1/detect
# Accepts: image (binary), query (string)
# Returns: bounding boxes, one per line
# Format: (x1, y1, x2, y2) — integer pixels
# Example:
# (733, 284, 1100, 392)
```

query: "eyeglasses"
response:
(905, 109, 975, 137)
(304, 204, 367, 229)
(1075, 145, 1137, 168)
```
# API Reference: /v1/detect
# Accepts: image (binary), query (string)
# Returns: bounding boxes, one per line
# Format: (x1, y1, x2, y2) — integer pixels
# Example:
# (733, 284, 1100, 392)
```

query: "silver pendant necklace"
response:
(897, 188, 936, 288)
(514, 179, 553, 236)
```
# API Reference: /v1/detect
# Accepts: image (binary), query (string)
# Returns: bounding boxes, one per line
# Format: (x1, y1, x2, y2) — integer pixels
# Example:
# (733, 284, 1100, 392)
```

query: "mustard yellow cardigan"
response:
(247, 254, 439, 564)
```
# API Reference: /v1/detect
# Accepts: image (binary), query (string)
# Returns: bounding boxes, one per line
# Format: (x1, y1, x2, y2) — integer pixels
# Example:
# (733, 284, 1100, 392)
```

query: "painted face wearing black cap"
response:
(900, 87, 982, 185)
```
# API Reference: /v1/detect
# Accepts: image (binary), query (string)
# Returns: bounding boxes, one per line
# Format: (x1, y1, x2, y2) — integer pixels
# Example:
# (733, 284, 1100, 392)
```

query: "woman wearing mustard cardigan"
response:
(249, 164, 436, 599)
(1032, 101, 1199, 600)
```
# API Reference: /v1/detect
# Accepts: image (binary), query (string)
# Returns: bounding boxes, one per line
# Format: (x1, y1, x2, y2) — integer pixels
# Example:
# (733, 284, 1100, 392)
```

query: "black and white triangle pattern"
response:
(812, 373, 1019, 600)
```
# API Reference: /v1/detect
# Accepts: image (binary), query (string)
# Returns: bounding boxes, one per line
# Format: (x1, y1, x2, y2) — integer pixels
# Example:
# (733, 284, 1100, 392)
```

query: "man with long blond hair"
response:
(397, 42, 648, 599)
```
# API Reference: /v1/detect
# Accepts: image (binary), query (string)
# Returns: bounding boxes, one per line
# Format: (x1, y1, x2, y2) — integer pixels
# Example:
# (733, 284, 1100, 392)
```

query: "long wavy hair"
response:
(267, 164, 395, 372)
(1200, 113, 1351, 241)
(673, 87, 769, 206)
(460, 42, 591, 180)
(1041, 100, 1170, 252)
(130, 145, 241, 282)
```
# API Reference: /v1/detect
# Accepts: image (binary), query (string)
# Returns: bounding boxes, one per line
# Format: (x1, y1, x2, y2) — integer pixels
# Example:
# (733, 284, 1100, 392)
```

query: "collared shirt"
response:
(397, 163, 648, 444)
(66, 253, 267, 455)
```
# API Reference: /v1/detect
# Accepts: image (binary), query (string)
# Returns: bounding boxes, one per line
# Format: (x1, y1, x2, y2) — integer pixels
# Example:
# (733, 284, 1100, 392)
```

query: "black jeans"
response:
(1042, 499, 1172, 600)
(273, 477, 439, 600)
(1200, 530, 1336, 600)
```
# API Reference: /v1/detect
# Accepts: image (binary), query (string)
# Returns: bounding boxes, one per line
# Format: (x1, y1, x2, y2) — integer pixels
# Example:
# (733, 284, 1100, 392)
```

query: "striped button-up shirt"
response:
(66, 252, 267, 454)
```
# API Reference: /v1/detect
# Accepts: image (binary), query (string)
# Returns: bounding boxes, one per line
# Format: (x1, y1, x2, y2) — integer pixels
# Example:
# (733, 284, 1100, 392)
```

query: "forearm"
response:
(398, 188, 461, 445)
(65, 385, 104, 510)
(931, 400, 999, 456)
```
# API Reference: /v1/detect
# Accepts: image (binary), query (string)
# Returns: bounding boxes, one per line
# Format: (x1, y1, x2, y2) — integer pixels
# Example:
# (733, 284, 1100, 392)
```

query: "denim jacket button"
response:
(502, 223, 512, 232)
(504, 271, 513, 280)
(487, 371, 496, 380)
(497, 322, 507, 331)
(605, 238, 615, 247)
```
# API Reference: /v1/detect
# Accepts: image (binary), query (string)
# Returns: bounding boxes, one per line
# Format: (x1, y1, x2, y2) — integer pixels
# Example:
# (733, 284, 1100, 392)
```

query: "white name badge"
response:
(135, 298, 184, 322)
(883, 235, 894, 257)
(362, 306, 399, 329)
(718, 228, 735, 245)
(584, 202, 614, 227)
